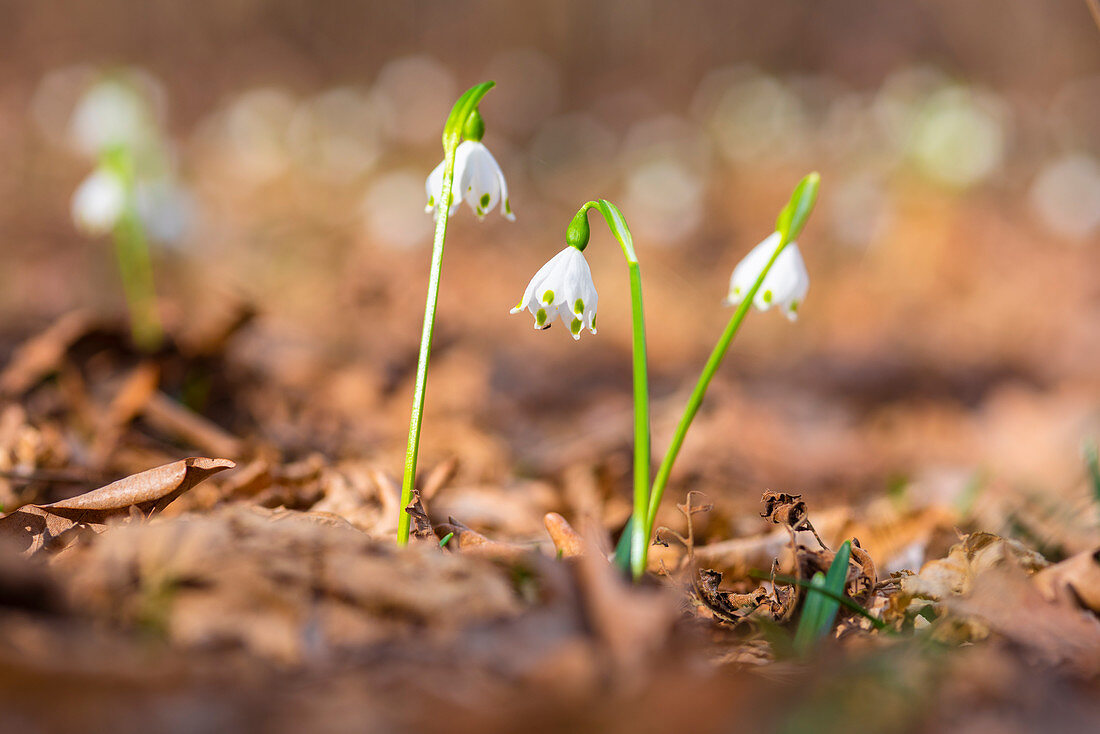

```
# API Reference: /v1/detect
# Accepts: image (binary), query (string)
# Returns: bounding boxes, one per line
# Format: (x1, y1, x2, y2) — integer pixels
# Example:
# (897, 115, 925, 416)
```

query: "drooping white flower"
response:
(511, 246, 598, 340)
(70, 79, 154, 157)
(724, 231, 809, 321)
(425, 140, 514, 221)
(71, 168, 127, 236)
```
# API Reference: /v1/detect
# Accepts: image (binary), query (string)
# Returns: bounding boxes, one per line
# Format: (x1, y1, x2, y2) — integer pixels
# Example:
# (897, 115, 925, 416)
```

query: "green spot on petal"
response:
(762, 289, 773, 304)
(574, 298, 584, 314)
(504, 199, 512, 214)
(480, 193, 490, 208)
(428, 195, 435, 206)
(571, 318, 582, 335)
(789, 300, 800, 313)
(536, 308, 547, 326)
(542, 290, 555, 304)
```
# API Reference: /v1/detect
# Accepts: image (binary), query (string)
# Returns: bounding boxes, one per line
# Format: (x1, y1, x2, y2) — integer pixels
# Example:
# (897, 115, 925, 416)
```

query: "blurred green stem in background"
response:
(104, 146, 163, 352)
(617, 173, 821, 573)
(398, 82, 495, 546)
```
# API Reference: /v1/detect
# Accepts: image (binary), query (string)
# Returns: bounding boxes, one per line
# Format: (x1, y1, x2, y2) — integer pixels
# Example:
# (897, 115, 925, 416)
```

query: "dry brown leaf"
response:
(693, 568, 769, 626)
(544, 512, 583, 558)
(901, 531, 1049, 601)
(142, 392, 245, 459)
(437, 517, 530, 562)
(946, 561, 1100, 676)
(0, 457, 235, 554)
(405, 489, 435, 542)
(0, 311, 94, 397)
(574, 528, 676, 684)
(1034, 546, 1100, 613)
(91, 362, 161, 463)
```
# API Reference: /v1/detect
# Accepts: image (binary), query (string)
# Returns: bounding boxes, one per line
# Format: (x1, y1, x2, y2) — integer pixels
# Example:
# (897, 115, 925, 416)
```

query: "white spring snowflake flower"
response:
(425, 140, 514, 221)
(510, 246, 598, 340)
(724, 231, 809, 321)
(71, 168, 127, 236)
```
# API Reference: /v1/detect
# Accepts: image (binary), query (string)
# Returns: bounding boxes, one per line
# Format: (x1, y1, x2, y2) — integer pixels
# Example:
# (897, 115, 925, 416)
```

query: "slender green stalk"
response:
(632, 173, 820, 573)
(625, 260, 651, 578)
(397, 81, 495, 546)
(106, 147, 162, 351)
(575, 200, 651, 579)
(644, 238, 788, 538)
(112, 207, 162, 351)
(398, 146, 456, 546)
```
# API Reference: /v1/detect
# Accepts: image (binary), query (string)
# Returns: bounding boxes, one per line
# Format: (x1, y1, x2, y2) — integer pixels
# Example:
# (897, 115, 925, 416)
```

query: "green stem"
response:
(581, 200, 651, 580)
(398, 145, 456, 546)
(626, 261, 651, 579)
(105, 146, 162, 352)
(643, 236, 791, 546)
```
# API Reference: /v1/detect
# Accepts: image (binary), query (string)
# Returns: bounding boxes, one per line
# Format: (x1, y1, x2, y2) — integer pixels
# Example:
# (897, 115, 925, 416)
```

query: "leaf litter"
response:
(0, 309, 1098, 733)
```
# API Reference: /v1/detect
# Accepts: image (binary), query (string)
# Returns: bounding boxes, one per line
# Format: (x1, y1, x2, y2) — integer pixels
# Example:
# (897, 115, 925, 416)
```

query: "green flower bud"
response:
(463, 108, 485, 142)
(566, 206, 591, 251)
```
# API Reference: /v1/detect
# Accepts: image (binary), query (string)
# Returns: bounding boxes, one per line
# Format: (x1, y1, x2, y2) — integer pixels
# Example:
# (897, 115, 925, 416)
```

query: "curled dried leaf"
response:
(0, 457, 235, 555)
(404, 489, 435, 542)
(693, 568, 769, 626)
(760, 490, 826, 549)
(544, 512, 583, 558)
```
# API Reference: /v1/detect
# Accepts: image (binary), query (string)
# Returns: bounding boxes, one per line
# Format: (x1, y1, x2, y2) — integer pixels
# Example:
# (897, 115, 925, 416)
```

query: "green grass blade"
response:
(793, 540, 852, 653)
(1084, 442, 1100, 508)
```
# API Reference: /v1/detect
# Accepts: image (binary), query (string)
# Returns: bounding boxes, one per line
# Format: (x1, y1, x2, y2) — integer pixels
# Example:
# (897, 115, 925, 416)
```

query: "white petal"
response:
(752, 243, 807, 312)
(424, 159, 445, 213)
(460, 143, 502, 218)
(72, 169, 126, 236)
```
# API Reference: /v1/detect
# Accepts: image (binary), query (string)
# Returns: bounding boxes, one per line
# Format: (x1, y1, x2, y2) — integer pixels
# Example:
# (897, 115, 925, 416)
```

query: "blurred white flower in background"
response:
(620, 116, 709, 246)
(872, 66, 952, 155)
(725, 232, 809, 321)
(361, 169, 434, 250)
(908, 86, 1007, 188)
(511, 246, 598, 339)
(70, 78, 157, 157)
(71, 168, 126, 236)
(1029, 153, 1100, 240)
(287, 88, 390, 183)
(195, 88, 296, 184)
(694, 67, 808, 163)
(425, 140, 514, 220)
(373, 56, 456, 146)
(135, 178, 196, 246)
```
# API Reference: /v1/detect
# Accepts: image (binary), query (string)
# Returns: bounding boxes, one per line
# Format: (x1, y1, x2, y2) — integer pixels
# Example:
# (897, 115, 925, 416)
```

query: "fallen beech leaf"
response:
(544, 512, 583, 558)
(0, 311, 94, 397)
(436, 517, 529, 562)
(0, 457, 234, 555)
(946, 562, 1100, 676)
(1034, 546, 1100, 613)
(902, 531, 1049, 601)
(41, 457, 236, 521)
(142, 392, 245, 459)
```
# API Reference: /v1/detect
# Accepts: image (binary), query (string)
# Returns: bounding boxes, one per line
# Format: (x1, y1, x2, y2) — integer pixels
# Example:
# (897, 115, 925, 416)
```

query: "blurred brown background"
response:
(1, 0, 1098, 554)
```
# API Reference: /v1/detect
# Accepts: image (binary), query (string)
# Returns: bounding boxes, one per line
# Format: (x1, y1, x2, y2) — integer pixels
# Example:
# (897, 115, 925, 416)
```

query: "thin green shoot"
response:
(793, 539, 852, 653)
(397, 81, 495, 546)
